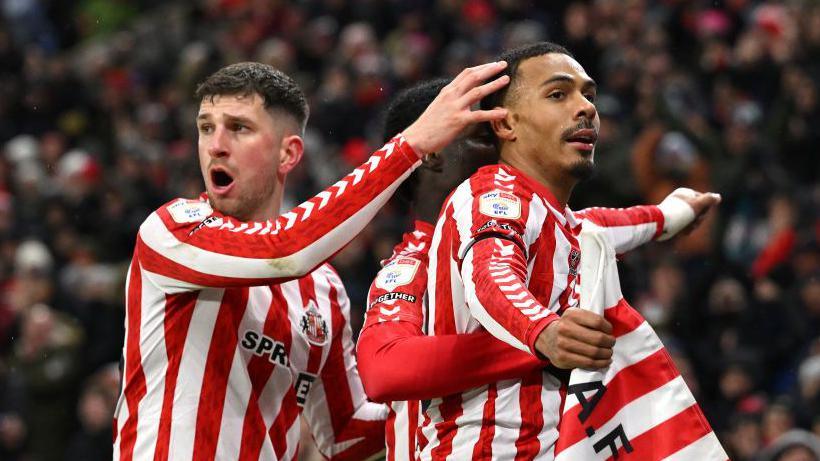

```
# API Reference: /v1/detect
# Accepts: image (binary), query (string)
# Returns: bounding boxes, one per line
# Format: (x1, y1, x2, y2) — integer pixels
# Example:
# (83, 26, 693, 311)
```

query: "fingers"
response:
(551, 350, 613, 370)
(450, 61, 508, 95)
(463, 74, 511, 105)
(467, 107, 508, 123)
(563, 308, 613, 335)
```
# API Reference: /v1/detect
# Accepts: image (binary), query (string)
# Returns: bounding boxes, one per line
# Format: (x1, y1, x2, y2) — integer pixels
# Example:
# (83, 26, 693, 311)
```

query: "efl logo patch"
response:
(168, 199, 213, 223)
(375, 257, 420, 290)
(479, 191, 521, 219)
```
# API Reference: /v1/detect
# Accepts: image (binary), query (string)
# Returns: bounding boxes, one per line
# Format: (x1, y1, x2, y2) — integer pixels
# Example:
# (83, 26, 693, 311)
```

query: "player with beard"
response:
(418, 42, 721, 460)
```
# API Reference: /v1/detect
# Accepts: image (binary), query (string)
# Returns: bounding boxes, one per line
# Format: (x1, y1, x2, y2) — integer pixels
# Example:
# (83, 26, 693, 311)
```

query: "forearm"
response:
(138, 136, 421, 289)
(461, 237, 558, 355)
(576, 205, 664, 253)
(357, 322, 546, 402)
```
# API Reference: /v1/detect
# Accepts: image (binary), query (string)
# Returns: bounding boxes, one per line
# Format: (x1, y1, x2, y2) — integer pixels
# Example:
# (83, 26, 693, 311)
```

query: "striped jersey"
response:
(421, 164, 665, 460)
(361, 222, 433, 461)
(114, 136, 418, 461)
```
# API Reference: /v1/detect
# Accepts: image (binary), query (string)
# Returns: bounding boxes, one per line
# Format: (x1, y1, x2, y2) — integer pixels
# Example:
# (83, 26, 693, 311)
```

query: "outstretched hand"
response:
(671, 188, 721, 237)
(402, 61, 510, 157)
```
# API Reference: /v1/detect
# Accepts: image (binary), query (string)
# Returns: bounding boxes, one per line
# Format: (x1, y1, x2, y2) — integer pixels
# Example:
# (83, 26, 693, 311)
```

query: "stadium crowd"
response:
(0, 0, 817, 460)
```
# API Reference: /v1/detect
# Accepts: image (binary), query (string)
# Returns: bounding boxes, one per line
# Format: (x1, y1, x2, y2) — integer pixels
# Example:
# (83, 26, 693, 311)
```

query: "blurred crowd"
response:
(0, 0, 817, 460)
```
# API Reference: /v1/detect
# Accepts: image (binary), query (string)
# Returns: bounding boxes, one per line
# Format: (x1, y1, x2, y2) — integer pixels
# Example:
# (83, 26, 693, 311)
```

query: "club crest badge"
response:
(300, 302, 328, 346)
(569, 248, 581, 276)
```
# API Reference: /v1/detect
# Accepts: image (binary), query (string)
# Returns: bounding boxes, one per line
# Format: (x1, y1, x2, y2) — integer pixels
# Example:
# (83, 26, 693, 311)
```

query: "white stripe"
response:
(499, 283, 522, 292)
(113, 265, 134, 461)
(506, 291, 528, 300)
(131, 270, 169, 461)
(462, 249, 528, 352)
(662, 431, 727, 461)
(244, 222, 263, 234)
(214, 288, 269, 460)
(281, 417, 303, 461)
(562, 320, 662, 412)
(230, 222, 249, 232)
(512, 299, 535, 309)
(392, 401, 411, 461)
(611, 222, 657, 253)
(418, 402, 442, 461)
(536, 373, 563, 460)
(491, 379, 523, 459)
(351, 167, 365, 185)
(317, 191, 332, 208)
(166, 285, 224, 460)
(447, 387, 488, 460)
(557, 377, 696, 460)
(495, 274, 517, 283)
(300, 201, 315, 221)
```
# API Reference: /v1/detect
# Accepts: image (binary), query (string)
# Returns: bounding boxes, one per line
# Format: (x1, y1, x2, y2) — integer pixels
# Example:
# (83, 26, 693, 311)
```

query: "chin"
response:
(569, 159, 595, 181)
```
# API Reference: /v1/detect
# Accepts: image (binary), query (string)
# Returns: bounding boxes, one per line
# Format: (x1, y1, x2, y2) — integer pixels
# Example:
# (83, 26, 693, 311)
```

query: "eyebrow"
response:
(542, 74, 597, 91)
(196, 113, 255, 124)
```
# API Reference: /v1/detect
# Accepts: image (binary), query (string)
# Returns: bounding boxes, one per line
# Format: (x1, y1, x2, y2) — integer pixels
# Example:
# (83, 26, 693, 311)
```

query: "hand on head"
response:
(402, 61, 510, 157)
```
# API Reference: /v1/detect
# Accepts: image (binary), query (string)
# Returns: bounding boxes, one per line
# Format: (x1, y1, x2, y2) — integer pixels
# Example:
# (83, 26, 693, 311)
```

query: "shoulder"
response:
(141, 197, 219, 233)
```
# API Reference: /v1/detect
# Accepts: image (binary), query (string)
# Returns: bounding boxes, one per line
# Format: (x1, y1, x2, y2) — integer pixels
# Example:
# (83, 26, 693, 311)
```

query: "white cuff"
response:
(656, 188, 696, 241)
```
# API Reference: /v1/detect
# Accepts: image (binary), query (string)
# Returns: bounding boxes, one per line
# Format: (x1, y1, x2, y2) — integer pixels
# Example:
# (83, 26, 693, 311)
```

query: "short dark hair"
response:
(381, 78, 450, 207)
(195, 62, 309, 133)
(382, 78, 450, 143)
(480, 42, 573, 111)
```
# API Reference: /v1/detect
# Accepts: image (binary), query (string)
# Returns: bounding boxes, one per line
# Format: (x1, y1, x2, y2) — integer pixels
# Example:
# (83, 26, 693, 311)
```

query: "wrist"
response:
(527, 313, 560, 358)
(656, 188, 696, 241)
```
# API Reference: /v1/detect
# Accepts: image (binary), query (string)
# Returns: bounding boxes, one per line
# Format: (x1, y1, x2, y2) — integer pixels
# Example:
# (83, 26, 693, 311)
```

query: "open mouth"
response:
(210, 168, 234, 190)
(564, 128, 598, 152)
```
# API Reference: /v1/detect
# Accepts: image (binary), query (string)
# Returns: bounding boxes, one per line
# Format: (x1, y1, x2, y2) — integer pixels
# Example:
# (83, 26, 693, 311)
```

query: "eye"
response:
(231, 123, 249, 132)
(548, 90, 565, 100)
(584, 92, 597, 103)
(198, 123, 214, 134)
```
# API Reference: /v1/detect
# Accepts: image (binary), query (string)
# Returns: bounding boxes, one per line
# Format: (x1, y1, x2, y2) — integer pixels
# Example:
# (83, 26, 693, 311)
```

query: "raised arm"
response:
(138, 61, 513, 292)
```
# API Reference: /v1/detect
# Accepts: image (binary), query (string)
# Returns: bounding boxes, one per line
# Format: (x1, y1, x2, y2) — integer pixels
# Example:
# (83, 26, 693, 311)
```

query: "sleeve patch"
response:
(375, 257, 420, 290)
(479, 190, 521, 219)
(168, 199, 214, 223)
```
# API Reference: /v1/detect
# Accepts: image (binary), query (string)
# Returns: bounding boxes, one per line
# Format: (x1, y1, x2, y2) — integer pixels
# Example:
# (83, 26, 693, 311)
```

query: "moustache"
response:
(561, 121, 598, 140)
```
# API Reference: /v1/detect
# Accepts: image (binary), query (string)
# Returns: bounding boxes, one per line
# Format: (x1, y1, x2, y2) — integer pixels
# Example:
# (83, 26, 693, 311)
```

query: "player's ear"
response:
(490, 109, 516, 142)
(278, 134, 304, 175)
(421, 151, 444, 172)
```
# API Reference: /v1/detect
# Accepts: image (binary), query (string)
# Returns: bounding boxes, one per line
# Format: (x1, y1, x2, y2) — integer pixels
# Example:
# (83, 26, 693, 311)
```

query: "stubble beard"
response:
(569, 157, 595, 181)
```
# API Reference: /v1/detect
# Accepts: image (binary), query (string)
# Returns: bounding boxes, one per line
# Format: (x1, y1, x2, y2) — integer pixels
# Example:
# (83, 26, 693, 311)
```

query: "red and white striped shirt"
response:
(114, 136, 417, 461)
(421, 164, 665, 460)
(361, 223, 431, 461)
(357, 222, 546, 461)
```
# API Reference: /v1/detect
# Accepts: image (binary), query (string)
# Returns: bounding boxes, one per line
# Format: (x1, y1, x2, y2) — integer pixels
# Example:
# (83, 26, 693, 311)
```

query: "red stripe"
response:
(556, 348, 681, 451)
(527, 221, 556, 313)
(406, 400, 420, 460)
(118, 257, 147, 461)
(153, 292, 198, 461)
(434, 205, 456, 335)
(322, 283, 356, 435)
(192, 287, 249, 461)
(605, 300, 645, 338)
(269, 389, 300, 460)
(138, 237, 279, 287)
(385, 406, 397, 461)
(238, 286, 292, 461)
(471, 384, 497, 460)
(607, 405, 714, 460)
(430, 395, 463, 460)
(515, 371, 544, 460)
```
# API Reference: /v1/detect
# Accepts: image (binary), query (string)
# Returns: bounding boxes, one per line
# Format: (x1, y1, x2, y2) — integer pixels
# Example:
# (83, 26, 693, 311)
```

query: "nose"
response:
(207, 126, 229, 158)
(575, 94, 597, 122)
